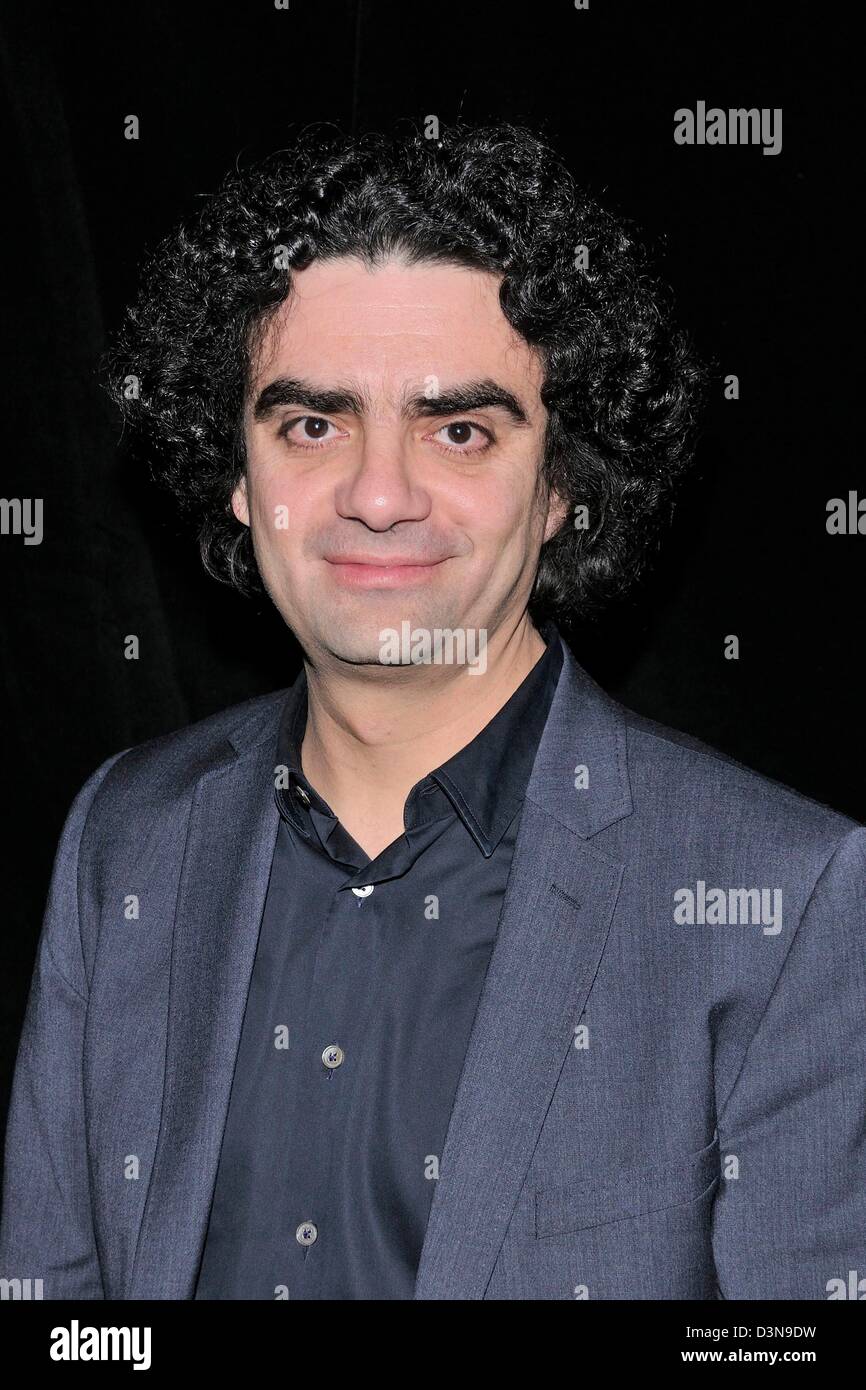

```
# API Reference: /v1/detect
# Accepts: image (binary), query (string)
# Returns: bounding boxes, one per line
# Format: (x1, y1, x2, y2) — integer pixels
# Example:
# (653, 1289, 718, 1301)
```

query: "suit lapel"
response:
(414, 643, 632, 1299)
(126, 699, 286, 1298)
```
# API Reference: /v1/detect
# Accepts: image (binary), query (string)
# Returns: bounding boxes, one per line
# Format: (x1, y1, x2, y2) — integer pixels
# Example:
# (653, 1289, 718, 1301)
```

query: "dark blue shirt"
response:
(194, 621, 563, 1300)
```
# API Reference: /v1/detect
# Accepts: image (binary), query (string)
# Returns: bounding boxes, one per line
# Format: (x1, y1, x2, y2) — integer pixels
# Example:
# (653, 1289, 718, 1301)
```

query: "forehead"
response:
(253, 255, 543, 396)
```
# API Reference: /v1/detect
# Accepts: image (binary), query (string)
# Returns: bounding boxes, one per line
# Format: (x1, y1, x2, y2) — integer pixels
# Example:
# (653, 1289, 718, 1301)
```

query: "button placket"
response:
(291, 888, 363, 1283)
(287, 866, 386, 1288)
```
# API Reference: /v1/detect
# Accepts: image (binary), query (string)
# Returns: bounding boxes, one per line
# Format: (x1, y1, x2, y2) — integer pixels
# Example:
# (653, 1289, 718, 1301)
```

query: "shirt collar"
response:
(274, 619, 564, 857)
(425, 619, 563, 854)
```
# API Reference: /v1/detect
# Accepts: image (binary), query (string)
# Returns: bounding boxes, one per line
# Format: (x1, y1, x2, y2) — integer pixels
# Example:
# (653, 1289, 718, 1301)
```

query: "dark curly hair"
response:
(103, 119, 714, 624)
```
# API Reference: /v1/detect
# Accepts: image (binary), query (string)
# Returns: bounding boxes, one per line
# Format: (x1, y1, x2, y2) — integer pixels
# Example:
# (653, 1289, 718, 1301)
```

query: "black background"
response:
(0, 1, 857, 1120)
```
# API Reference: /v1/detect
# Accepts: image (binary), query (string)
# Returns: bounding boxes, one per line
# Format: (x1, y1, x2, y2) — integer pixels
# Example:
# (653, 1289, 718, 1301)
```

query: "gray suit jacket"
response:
(2, 637, 864, 1300)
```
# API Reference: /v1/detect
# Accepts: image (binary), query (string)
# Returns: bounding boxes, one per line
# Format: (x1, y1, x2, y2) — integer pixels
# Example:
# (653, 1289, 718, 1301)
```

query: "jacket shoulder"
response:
(83, 685, 291, 814)
(619, 700, 862, 842)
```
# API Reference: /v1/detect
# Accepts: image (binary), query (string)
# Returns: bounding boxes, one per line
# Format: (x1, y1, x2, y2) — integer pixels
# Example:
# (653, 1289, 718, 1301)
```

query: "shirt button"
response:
(296, 1221, 318, 1246)
(322, 1044, 344, 1069)
(351, 884, 374, 898)
(295, 786, 310, 806)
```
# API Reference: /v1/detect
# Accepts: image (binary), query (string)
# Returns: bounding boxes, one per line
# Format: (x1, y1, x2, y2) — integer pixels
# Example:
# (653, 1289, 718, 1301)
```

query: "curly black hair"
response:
(103, 119, 714, 624)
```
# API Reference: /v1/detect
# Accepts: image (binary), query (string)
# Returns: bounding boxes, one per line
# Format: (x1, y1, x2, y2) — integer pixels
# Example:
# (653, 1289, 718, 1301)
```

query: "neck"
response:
(299, 615, 549, 852)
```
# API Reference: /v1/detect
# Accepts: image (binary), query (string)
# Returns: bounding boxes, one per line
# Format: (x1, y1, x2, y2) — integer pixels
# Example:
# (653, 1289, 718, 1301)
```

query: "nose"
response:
(333, 427, 432, 531)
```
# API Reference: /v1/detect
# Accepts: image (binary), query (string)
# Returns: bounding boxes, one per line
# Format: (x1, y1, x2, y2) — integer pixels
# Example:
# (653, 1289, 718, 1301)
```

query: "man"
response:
(1, 122, 863, 1301)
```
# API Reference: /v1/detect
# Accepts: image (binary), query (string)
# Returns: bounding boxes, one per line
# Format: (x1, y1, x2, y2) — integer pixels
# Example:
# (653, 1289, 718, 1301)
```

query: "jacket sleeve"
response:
(712, 824, 866, 1299)
(0, 751, 128, 1299)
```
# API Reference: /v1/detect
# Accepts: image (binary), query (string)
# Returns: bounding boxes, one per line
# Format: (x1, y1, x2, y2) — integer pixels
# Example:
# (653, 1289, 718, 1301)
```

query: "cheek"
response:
(444, 471, 540, 558)
(249, 464, 305, 546)
(250, 486, 284, 547)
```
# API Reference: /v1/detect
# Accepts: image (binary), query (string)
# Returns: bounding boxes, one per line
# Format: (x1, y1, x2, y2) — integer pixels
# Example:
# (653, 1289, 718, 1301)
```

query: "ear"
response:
(543, 488, 570, 543)
(231, 473, 250, 527)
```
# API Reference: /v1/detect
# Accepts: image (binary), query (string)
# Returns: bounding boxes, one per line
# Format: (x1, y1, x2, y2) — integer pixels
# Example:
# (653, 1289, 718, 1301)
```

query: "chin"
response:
(320, 636, 411, 669)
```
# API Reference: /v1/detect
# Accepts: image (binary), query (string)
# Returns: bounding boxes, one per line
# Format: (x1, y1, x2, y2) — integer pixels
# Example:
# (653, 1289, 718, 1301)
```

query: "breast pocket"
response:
(534, 1134, 720, 1239)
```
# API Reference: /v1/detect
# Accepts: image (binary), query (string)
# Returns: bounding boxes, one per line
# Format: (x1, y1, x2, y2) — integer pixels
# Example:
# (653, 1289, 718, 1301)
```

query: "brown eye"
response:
(445, 422, 473, 445)
(431, 421, 494, 455)
(279, 416, 341, 449)
(301, 417, 330, 440)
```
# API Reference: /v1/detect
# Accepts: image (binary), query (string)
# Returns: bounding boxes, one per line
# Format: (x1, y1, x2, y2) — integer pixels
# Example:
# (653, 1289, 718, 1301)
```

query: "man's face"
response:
(234, 255, 568, 670)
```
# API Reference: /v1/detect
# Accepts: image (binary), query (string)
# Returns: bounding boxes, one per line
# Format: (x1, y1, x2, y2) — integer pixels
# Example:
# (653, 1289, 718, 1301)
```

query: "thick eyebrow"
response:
(252, 376, 531, 427)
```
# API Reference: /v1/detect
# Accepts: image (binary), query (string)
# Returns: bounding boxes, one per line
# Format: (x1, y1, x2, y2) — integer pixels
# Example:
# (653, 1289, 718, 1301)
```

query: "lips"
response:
(324, 555, 442, 567)
(324, 555, 447, 588)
